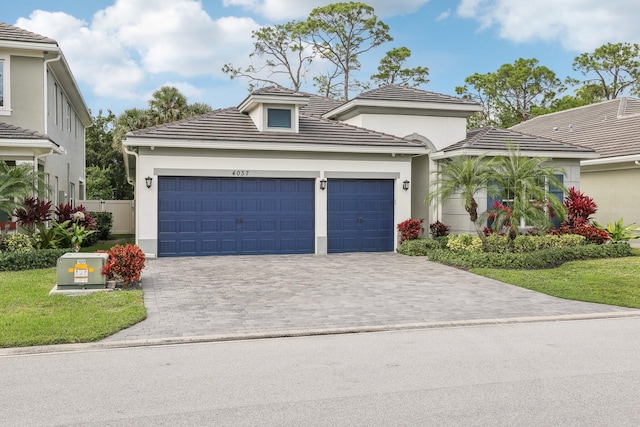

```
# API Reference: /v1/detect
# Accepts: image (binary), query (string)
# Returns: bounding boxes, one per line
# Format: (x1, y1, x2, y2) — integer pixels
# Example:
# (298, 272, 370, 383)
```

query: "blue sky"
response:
(3, 0, 640, 116)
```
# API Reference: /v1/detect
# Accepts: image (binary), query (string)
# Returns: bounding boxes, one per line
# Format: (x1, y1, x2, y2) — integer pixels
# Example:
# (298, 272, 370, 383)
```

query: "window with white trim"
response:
(267, 108, 292, 129)
(0, 55, 10, 114)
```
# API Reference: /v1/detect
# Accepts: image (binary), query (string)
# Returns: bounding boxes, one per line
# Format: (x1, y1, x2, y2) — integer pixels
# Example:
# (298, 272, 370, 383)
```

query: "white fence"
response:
(78, 200, 135, 235)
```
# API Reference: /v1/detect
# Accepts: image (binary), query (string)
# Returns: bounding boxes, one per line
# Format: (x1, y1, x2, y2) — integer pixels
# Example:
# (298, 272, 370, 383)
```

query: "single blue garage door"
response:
(327, 179, 394, 253)
(158, 177, 315, 256)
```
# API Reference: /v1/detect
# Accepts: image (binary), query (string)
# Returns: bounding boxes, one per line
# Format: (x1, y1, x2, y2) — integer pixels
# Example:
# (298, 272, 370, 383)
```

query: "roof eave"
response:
(581, 153, 640, 166)
(0, 139, 63, 155)
(238, 93, 310, 113)
(123, 136, 427, 155)
(432, 148, 598, 160)
(0, 40, 58, 51)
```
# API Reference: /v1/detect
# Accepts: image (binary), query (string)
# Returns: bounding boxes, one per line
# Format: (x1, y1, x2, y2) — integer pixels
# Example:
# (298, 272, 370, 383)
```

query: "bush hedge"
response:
(397, 238, 447, 256)
(91, 211, 113, 240)
(426, 242, 632, 269)
(0, 248, 70, 272)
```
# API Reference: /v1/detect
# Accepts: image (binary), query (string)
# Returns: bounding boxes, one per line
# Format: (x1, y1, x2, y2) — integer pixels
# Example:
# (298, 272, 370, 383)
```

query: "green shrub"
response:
(512, 235, 539, 253)
(0, 248, 70, 271)
(397, 238, 443, 256)
(5, 233, 33, 253)
(428, 242, 632, 269)
(91, 211, 113, 240)
(446, 234, 484, 253)
(485, 234, 510, 253)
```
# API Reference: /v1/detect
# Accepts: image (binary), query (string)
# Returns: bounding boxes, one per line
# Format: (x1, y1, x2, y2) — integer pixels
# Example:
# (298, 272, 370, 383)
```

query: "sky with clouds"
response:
(3, 0, 640, 115)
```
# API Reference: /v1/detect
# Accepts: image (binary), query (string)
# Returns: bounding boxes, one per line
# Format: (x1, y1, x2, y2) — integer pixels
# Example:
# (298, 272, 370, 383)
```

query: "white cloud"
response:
(436, 9, 451, 21)
(456, 0, 640, 52)
(224, 0, 430, 20)
(16, 0, 259, 103)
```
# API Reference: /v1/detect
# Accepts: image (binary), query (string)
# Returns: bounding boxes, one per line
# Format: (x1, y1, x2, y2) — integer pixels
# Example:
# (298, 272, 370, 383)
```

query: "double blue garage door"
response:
(158, 177, 394, 256)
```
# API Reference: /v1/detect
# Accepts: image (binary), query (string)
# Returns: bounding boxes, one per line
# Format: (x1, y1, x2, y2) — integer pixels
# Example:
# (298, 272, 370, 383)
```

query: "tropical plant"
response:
(429, 221, 450, 238)
(101, 244, 146, 287)
(593, 218, 639, 242)
(426, 155, 497, 245)
(489, 144, 566, 237)
(397, 218, 423, 242)
(14, 197, 52, 235)
(561, 187, 597, 228)
(0, 161, 46, 220)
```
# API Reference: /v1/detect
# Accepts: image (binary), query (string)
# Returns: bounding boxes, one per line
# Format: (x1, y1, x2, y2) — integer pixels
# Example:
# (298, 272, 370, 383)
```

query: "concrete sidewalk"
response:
(102, 253, 638, 343)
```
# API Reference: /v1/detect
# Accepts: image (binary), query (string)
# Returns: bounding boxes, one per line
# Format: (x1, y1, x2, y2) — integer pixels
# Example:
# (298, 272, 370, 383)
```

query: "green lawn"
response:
(471, 253, 640, 308)
(0, 268, 146, 348)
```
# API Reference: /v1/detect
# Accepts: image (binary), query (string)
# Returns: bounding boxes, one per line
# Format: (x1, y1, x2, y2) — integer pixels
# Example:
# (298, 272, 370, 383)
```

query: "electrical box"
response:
(56, 253, 109, 289)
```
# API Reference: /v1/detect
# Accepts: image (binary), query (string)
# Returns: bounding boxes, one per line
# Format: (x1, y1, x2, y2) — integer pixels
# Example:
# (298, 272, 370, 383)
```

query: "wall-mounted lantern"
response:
(145, 176, 153, 189)
(402, 180, 410, 191)
(319, 178, 327, 190)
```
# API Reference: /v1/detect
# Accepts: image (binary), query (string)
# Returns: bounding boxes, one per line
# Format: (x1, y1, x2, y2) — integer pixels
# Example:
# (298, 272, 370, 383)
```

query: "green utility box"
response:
(56, 252, 109, 289)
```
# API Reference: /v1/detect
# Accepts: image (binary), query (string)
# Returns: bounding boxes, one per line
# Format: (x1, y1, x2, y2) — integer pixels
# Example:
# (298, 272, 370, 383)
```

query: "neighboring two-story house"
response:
(123, 85, 595, 257)
(0, 22, 91, 220)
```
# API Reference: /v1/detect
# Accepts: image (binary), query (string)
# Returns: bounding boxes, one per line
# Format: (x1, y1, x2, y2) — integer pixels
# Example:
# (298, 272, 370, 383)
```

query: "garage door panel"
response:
(328, 179, 394, 253)
(158, 177, 314, 256)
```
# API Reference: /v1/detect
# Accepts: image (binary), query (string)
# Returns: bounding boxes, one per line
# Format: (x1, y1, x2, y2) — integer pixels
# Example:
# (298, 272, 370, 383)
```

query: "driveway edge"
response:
(2, 311, 639, 357)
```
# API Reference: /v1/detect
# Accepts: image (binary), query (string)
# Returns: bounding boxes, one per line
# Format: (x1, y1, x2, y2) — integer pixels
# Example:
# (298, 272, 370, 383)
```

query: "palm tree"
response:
(148, 86, 188, 125)
(426, 155, 497, 242)
(0, 160, 44, 219)
(490, 144, 566, 236)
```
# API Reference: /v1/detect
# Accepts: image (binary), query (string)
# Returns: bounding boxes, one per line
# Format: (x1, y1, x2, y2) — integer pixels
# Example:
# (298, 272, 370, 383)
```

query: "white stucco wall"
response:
(134, 148, 414, 256)
(342, 114, 468, 150)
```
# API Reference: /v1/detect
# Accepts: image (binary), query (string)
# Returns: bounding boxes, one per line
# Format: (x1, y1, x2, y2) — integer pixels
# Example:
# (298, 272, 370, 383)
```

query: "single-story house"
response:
(123, 85, 597, 257)
(511, 98, 640, 231)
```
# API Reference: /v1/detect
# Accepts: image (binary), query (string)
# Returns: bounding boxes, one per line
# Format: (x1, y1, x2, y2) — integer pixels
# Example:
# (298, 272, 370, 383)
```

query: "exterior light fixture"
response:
(402, 180, 410, 191)
(319, 178, 327, 190)
(145, 176, 153, 189)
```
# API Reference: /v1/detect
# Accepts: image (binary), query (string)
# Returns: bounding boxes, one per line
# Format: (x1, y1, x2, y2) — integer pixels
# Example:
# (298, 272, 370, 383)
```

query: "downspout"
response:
(122, 145, 138, 186)
(43, 53, 61, 135)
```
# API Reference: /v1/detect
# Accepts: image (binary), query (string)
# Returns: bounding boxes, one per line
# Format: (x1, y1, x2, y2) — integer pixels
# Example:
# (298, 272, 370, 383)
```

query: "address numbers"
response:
(231, 170, 250, 177)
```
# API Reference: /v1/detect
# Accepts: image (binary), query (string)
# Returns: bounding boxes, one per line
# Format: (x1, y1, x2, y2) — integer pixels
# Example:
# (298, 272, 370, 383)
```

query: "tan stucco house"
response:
(512, 98, 640, 233)
(123, 85, 597, 257)
(0, 22, 92, 222)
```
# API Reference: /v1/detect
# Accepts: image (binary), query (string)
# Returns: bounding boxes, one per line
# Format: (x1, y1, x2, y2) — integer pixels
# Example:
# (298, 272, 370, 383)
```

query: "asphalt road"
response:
(3, 317, 640, 426)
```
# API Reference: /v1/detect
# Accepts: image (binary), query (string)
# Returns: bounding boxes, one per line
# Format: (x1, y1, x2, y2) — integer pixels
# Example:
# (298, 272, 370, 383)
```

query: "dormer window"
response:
(267, 108, 292, 129)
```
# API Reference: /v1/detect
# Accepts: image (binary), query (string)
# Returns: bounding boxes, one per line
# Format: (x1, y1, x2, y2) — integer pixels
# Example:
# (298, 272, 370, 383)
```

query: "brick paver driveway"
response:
(104, 253, 636, 342)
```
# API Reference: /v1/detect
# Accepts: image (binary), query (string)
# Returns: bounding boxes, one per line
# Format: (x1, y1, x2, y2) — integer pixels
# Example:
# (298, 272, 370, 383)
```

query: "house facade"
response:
(124, 85, 596, 257)
(512, 98, 640, 234)
(0, 22, 91, 216)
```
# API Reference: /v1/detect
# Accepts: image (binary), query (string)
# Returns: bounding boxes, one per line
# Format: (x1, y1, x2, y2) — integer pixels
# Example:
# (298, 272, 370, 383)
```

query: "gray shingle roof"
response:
(0, 22, 57, 44)
(0, 122, 48, 139)
(511, 98, 640, 158)
(246, 85, 343, 117)
(355, 84, 480, 106)
(127, 107, 422, 148)
(444, 126, 595, 155)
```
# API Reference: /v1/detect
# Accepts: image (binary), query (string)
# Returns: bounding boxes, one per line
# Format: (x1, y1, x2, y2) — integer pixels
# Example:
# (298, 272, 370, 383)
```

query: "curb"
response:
(2, 311, 639, 357)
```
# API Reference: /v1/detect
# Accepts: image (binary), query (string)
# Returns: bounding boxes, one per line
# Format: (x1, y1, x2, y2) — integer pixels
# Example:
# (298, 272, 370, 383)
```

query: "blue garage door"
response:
(327, 179, 394, 253)
(158, 177, 315, 257)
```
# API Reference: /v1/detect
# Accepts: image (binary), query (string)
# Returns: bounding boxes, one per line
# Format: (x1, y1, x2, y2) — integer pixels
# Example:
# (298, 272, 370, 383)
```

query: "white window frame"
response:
(263, 104, 297, 133)
(0, 54, 11, 116)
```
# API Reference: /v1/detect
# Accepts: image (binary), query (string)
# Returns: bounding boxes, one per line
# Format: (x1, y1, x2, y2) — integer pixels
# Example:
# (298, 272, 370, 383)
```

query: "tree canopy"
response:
(370, 47, 429, 87)
(223, 2, 412, 100)
(457, 58, 564, 128)
(571, 42, 640, 100)
(85, 87, 212, 200)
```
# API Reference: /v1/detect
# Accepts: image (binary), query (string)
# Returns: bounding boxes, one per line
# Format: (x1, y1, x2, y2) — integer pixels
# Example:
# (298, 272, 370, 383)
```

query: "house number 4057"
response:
(232, 170, 249, 176)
